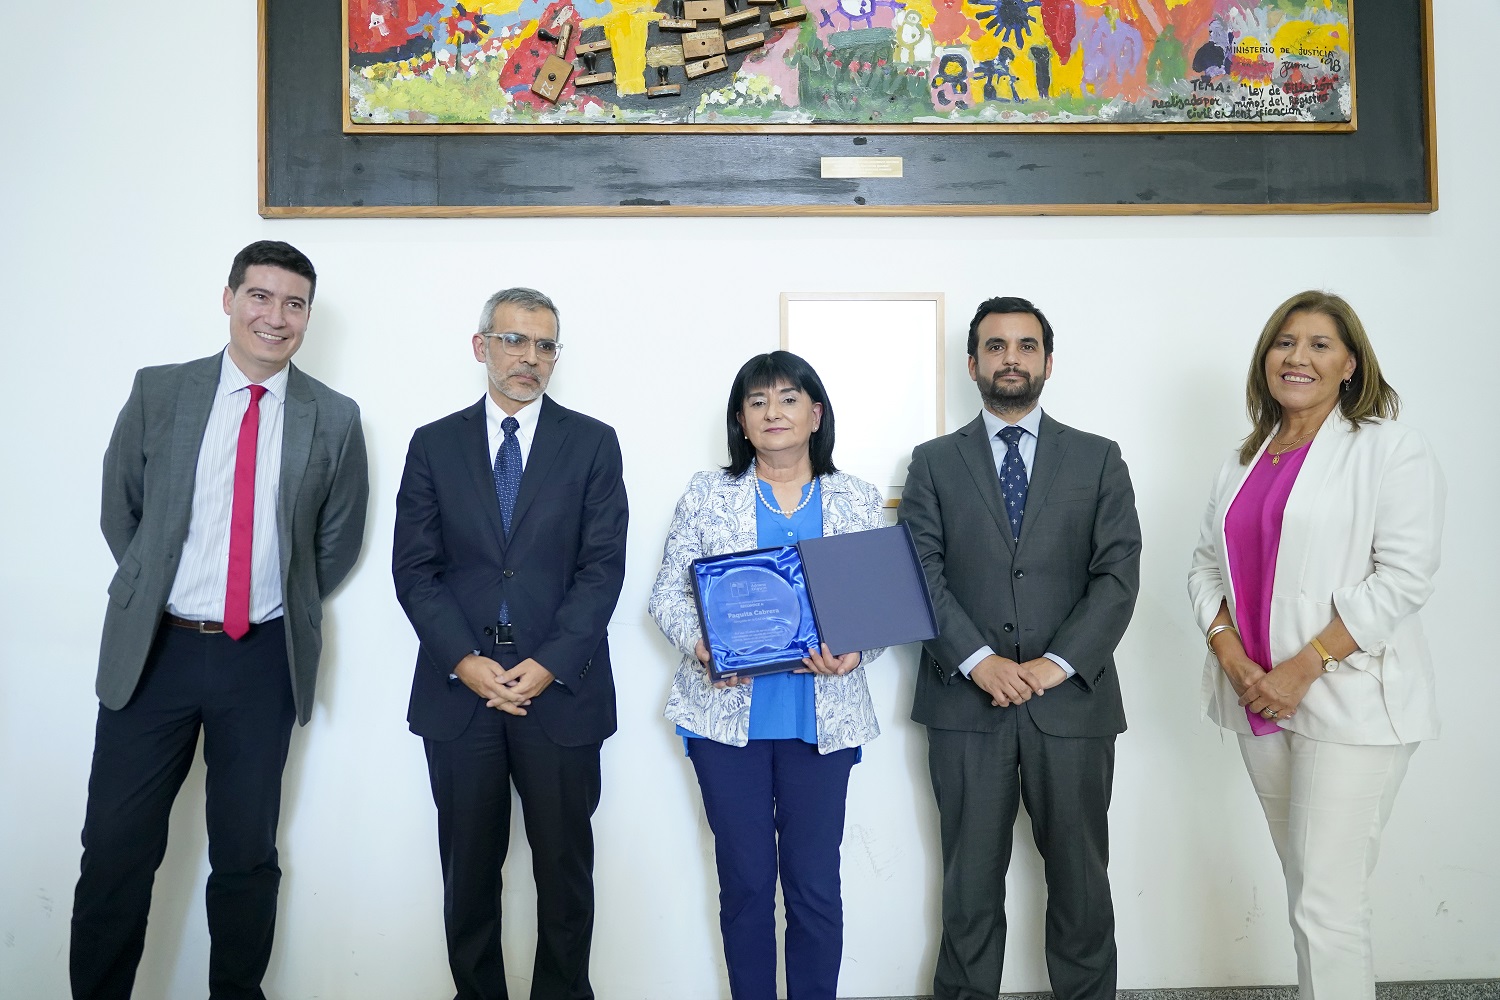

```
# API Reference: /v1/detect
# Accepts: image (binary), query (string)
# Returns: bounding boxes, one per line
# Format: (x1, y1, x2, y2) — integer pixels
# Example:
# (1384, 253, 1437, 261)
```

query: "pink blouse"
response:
(1224, 441, 1311, 735)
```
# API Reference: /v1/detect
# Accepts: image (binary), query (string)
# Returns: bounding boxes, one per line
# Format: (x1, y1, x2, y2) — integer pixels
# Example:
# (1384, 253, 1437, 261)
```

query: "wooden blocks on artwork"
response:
(720, 0, 760, 27)
(530, 54, 574, 102)
(768, 1, 807, 24)
(530, 21, 578, 102)
(683, 28, 726, 59)
(575, 52, 614, 86)
(574, 39, 614, 87)
(659, 0, 696, 30)
(646, 65, 682, 97)
(725, 31, 766, 52)
(684, 54, 729, 78)
(684, 0, 726, 20)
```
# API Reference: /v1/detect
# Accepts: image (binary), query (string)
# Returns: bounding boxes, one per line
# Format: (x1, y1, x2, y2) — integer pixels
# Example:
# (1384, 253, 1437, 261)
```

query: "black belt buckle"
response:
(485, 623, 516, 647)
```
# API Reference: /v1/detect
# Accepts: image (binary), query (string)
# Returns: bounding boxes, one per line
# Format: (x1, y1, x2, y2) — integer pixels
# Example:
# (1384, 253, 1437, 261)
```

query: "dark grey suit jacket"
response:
(98, 352, 369, 725)
(899, 411, 1140, 738)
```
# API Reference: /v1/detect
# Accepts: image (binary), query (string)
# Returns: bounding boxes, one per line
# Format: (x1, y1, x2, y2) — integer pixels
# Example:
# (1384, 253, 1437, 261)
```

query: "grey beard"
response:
(493, 365, 548, 403)
(980, 372, 1043, 415)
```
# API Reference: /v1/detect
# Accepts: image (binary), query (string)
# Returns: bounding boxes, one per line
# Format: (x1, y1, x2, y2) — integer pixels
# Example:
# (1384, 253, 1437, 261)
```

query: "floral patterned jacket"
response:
(648, 465, 887, 753)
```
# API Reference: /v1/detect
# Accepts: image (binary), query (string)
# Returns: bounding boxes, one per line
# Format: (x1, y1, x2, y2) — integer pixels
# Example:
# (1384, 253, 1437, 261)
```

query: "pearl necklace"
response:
(755, 476, 815, 517)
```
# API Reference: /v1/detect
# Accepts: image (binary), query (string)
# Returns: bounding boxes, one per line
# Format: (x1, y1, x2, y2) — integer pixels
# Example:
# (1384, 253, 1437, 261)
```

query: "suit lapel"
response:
(956, 414, 1016, 554)
(510, 396, 570, 538)
(167, 356, 222, 533)
(1020, 413, 1069, 546)
(462, 397, 509, 554)
(1274, 410, 1347, 595)
(278, 366, 316, 580)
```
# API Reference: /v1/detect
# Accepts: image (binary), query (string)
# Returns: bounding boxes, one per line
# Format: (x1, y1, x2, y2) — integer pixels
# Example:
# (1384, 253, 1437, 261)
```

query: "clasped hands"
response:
(1224, 649, 1321, 722)
(971, 654, 1067, 707)
(455, 653, 555, 715)
(694, 638, 858, 689)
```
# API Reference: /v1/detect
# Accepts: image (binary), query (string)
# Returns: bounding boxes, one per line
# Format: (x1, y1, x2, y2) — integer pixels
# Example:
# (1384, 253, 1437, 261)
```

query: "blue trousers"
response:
(688, 738, 857, 1000)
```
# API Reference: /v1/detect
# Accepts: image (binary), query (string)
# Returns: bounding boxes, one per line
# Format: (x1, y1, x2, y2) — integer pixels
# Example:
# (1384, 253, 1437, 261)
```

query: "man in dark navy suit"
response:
(393, 287, 628, 1000)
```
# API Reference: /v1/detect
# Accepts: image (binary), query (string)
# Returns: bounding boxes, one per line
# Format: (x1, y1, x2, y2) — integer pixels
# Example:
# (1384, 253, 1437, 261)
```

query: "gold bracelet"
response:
(1206, 623, 1238, 649)
(1309, 636, 1339, 672)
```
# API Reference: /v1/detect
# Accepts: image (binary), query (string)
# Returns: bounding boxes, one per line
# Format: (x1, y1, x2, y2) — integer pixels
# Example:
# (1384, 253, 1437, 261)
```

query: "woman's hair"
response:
(1239, 290, 1401, 465)
(724, 351, 839, 479)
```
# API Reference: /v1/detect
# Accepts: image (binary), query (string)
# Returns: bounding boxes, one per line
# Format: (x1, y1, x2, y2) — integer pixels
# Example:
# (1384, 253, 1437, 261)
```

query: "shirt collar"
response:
(980, 404, 1043, 441)
(219, 349, 290, 400)
(485, 391, 543, 439)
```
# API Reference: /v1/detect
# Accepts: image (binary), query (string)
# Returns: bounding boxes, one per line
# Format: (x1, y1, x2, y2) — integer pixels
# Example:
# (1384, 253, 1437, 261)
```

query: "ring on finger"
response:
(1260, 707, 1279, 719)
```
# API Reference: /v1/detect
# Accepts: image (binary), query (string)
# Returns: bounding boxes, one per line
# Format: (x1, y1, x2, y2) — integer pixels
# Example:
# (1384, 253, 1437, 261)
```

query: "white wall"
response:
(3, 3, 1496, 998)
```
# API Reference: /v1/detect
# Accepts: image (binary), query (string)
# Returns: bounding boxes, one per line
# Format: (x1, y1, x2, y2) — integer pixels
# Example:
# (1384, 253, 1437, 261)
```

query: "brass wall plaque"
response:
(820, 157, 903, 179)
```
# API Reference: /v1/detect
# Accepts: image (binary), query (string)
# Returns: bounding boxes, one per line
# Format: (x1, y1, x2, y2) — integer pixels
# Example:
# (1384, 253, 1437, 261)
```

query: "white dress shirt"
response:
(485, 391, 541, 471)
(957, 405, 1076, 679)
(166, 352, 287, 623)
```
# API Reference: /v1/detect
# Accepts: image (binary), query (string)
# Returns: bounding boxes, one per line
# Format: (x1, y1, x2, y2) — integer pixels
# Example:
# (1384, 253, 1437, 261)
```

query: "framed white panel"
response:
(780, 292, 944, 501)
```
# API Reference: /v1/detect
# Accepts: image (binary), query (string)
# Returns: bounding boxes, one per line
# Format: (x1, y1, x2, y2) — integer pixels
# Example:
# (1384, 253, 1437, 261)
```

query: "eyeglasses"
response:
(484, 332, 563, 360)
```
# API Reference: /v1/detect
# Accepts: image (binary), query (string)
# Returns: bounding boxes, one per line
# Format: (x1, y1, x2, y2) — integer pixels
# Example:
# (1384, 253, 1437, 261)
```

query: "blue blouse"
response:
(745, 480, 822, 743)
(680, 479, 823, 749)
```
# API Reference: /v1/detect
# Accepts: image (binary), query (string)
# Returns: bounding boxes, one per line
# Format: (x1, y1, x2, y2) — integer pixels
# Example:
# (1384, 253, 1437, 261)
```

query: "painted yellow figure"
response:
(597, 0, 659, 95)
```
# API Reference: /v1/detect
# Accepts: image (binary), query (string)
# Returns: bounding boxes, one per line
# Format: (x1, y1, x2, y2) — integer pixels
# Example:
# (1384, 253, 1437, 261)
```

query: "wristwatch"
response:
(1309, 636, 1339, 672)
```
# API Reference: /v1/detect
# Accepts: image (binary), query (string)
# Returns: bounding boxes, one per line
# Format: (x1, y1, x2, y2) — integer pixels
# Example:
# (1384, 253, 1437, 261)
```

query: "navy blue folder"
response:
(691, 524, 938, 679)
(798, 523, 938, 657)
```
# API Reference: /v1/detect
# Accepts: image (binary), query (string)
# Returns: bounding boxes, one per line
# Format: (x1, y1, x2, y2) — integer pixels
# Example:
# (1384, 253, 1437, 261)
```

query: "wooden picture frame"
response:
(262, 0, 1436, 216)
(780, 292, 944, 503)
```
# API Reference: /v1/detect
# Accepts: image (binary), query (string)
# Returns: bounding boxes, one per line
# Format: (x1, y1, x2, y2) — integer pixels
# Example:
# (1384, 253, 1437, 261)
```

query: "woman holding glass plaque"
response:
(649, 351, 886, 1000)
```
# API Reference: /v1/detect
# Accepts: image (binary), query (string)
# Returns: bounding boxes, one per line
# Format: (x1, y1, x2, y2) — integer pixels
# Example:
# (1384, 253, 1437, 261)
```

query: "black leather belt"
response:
(163, 612, 225, 634)
(485, 623, 516, 645)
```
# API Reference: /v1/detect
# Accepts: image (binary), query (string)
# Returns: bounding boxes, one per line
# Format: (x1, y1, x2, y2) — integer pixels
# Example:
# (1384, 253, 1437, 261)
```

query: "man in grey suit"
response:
(899, 296, 1140, 1000)
(70, 241, 369, 1000)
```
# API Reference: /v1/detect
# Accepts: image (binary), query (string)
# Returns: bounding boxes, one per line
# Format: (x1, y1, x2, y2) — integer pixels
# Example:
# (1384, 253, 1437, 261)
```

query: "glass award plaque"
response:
(690, 524, 938, 680)
(691, 545, 821, 679)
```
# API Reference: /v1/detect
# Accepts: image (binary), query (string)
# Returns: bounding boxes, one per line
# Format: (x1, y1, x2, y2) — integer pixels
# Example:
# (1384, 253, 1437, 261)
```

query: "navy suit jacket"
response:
(393, 394, 628, 746)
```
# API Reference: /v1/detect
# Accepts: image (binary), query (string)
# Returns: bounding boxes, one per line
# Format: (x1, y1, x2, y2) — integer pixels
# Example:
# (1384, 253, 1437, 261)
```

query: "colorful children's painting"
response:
(345, 0, 1352, 129)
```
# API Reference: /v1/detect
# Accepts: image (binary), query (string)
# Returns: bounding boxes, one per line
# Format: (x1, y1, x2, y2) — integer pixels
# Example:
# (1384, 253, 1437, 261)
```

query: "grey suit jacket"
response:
(98, 352, 369, 724)
(898, 411, 1140, 738)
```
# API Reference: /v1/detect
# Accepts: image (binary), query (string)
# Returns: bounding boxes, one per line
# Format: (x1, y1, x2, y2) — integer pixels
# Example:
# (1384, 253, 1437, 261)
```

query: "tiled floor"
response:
(856, 982, 1500, 1000)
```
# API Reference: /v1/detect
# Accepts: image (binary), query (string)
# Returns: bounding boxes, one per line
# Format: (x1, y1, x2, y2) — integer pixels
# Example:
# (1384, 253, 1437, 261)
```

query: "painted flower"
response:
(443, 4, 491, 47)
(407, 11, 443, 41)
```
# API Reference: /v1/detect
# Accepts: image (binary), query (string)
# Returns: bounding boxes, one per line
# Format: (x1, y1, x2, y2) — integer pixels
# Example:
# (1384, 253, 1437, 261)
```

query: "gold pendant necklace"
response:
(1269, 431, 1311, 466)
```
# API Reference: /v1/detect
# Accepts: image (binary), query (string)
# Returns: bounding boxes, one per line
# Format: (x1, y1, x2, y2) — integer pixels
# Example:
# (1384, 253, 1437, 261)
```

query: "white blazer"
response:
(1187, 413, 1445, 744)
(648, 466, 887, 753)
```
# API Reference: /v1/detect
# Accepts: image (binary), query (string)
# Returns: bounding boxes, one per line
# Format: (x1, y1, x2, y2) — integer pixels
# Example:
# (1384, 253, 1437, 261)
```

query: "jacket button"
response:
(1013, 569, 1024, 579)
(503, 570, 515, 578)
(1003, 623, 1014, 633)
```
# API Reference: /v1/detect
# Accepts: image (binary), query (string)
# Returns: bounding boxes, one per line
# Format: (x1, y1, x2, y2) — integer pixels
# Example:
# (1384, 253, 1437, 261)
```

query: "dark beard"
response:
(980, 371, 1043, 416)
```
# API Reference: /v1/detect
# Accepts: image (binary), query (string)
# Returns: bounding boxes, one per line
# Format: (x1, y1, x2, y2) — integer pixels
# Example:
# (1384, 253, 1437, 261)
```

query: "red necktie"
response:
(224, 384, 268, 640)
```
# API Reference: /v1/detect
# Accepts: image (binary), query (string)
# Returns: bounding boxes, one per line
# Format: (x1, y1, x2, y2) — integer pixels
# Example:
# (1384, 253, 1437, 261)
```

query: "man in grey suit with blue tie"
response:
(899, 296, 1141, 1000)
(70, 241, 369, 1000)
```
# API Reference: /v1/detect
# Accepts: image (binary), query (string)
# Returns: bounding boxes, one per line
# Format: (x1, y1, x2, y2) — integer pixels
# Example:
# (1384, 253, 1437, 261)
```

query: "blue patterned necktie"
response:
(493, 416, 521, 623)
(997, 425, 1029, 541)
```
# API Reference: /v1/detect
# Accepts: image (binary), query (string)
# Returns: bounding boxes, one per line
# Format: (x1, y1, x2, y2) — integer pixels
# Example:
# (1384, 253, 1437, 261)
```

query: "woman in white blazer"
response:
(1187, 291, 1445, 999)
(649, 352, 885, 1000)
